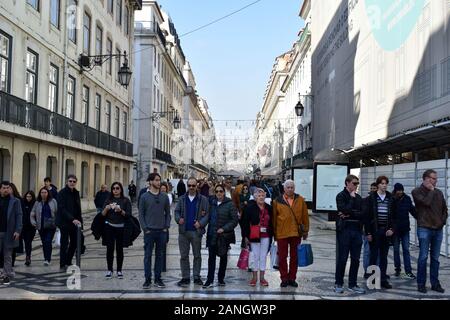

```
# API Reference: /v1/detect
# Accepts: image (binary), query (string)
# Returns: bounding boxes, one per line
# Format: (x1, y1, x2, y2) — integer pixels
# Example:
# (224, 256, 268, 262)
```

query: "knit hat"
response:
(393, 183, 404, 192)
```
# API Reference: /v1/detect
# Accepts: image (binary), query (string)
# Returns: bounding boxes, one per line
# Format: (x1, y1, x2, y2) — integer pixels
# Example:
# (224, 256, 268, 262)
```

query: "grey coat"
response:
(174, 193, 210, 235)
(30, 199, 58, 231)
(2, 196, 23, 249)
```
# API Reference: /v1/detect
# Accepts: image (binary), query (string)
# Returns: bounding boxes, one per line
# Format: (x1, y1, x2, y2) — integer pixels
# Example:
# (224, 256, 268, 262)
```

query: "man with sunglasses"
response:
(139, 173, 171, 289)
(56, 174, 83, 271)
(335, 174, 365, 294)
(175, 177, 210, 287)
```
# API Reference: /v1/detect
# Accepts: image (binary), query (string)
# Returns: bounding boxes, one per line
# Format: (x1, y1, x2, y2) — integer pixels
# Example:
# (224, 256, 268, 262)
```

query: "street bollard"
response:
(76, 225, 81, 268)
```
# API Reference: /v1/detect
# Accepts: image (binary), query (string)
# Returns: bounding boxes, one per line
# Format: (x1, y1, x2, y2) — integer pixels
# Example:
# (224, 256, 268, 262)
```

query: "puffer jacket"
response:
(272, 194, 309, 240)
(206, 197, 239, 248)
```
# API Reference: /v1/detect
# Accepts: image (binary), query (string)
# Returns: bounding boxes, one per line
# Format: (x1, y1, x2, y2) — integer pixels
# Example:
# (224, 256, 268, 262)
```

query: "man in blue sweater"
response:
(175, 177, 210, 287)
(139, 173, 171, 289)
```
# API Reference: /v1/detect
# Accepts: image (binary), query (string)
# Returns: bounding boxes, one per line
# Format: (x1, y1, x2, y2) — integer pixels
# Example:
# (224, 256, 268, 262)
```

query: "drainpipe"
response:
(445, 151, 449, 257)
(62, 1, 71, 117)
(414, 153, 419, 246)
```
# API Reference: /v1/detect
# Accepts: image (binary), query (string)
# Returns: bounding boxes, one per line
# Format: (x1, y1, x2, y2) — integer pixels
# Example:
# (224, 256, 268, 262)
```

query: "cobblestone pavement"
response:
(1, 205, 449, 300)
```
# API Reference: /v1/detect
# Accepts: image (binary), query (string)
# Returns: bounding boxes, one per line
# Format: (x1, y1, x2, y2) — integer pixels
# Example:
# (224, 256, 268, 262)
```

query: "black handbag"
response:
(43, 217, 56, 230)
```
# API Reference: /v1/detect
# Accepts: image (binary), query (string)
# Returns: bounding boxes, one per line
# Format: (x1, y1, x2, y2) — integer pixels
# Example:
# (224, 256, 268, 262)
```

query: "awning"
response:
(346, 118, 450, 161)
(260, 166, 280, 176)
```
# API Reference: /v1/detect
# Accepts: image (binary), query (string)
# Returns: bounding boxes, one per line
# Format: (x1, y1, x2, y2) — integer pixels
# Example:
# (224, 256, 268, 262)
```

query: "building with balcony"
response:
(254, 50, 294, 178)
(133, 1, 186, 187)
(0, 0, 141, 210)
(279, 0, 313, 178)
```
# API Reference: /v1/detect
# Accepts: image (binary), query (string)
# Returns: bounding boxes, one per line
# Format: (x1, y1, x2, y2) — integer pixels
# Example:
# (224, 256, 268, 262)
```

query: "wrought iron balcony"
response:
(0, 91, 132, 157)
(153, 148, 174, 164)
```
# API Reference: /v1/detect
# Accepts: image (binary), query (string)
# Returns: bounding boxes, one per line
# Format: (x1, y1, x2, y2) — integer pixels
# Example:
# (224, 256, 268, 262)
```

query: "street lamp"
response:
(151, 107, 181, 129)
(78, 50, 132, 88)
(295, 94, 314, 117)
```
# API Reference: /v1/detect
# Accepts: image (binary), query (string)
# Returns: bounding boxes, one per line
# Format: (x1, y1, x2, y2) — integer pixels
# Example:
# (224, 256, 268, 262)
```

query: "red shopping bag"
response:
(237, 248, 250, 270)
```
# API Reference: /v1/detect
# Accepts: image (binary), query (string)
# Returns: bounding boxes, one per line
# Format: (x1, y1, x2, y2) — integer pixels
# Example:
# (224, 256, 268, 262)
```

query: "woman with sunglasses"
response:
(203, 185, 239, 288)
(102, 182, 132, 279)
(31, 187, 57, 266)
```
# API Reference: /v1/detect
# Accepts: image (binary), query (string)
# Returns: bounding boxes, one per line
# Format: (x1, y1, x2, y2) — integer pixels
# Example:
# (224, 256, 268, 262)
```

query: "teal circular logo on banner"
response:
(364, 0, 424, 51)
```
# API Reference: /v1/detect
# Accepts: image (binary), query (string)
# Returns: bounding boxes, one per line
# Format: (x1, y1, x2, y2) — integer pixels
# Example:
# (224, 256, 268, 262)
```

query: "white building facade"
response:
(0, 0, 140, 210)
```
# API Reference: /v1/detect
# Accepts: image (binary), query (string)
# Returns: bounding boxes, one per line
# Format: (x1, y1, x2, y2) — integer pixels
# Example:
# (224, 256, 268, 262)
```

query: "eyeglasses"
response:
(352, 182, 360, 186)
(113, 187, 121, 190)
(188, 184, 197, 188)
(215, 190, 224, 194)
(68, 180, 77, 183)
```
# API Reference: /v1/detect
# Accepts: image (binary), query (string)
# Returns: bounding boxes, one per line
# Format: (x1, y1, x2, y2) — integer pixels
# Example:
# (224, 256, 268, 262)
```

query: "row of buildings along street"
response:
(0, 0, 226, 212)
(253, 0, 450, 256)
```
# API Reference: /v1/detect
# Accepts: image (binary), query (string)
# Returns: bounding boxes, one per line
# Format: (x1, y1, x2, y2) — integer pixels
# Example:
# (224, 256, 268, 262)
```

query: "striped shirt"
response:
(376, 193, 389, 227)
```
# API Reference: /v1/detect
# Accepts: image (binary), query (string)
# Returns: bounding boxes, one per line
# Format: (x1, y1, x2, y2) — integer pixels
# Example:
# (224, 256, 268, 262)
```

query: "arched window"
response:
(65, 159, 75, 177)
(22, 153, 37, 194)
(81, 161, 89, 198)
(0, 149, 11, 181)
(105, 165, 111, 186)
(94, 163, 101, 196)
(46, 156, 58, 183)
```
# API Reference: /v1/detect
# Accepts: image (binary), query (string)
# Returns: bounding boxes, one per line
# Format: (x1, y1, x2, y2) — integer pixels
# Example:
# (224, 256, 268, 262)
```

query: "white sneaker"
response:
(105, 271, 112, 279)
(117, 271, 123, 279)
(44, 261, 50, 266)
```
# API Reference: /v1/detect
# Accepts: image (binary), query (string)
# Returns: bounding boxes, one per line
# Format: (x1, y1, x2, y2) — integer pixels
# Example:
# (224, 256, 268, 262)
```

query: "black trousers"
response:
(22, 226, 36, 257)
(207, 244, 228, 283)
(104, 224, 124, 272)
(60, 225, 78, 267)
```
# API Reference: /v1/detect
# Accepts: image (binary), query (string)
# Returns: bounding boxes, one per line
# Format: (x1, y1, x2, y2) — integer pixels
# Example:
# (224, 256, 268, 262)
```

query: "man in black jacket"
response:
(128, 181, 137, 203)
(94, 185, 110, 214)
(334, 175, 365, 294)
(56, 175, 83, 270)
(363, 175, 396, 289)
(392, 183, 416, 279)
(177, 179, 186, 198)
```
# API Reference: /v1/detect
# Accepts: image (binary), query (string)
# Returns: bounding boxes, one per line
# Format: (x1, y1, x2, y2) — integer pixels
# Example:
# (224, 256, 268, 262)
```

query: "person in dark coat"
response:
(0, 181, 22, 285)
(56, 174, 83, 270)
(94, 185, 110, 214)
(363, 176, 396, 289)
(392, 183, 416, 279)
(101, 182, 132, 279)
(137, 181, 149, 206)
(203, 184, 238, 289)
(128, 181, 137, 203)
(44, 177, 58, 199)
(177, 179, 187, 197)
(21, 191, 37, 266)
(242, 188, 273, 287)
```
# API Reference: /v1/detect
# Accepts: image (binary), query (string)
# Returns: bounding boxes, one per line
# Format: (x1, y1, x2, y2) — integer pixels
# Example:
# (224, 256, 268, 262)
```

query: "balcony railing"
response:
(153, 148, 174, 164)
(0, 91, 132, 157)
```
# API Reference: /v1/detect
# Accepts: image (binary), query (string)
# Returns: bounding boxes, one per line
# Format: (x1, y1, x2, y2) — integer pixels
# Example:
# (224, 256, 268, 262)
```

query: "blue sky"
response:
(157, 0, 305, 122)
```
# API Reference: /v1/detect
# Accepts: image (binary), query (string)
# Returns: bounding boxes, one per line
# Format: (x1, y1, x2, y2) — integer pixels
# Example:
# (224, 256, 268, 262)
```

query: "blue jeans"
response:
(143, 230, 166, 281)
(393, 231, 412, 274)
(363, 237, 370, 272)
(39, 229, 56, 262)
(417, 227, 443, 287)
(335, 227, 363, 287)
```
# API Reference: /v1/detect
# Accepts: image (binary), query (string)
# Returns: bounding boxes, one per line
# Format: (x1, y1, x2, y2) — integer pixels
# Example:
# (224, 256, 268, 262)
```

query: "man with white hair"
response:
(272, 180, 309, 288)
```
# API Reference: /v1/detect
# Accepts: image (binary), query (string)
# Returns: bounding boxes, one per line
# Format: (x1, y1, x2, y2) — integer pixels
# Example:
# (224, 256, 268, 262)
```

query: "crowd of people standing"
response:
(0, 169, 447, 296)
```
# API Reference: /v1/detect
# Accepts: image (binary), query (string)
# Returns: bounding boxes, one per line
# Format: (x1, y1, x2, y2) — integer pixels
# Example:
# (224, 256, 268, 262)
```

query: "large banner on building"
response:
(314, 164, 348, 212)
(292, 169, 313, 202)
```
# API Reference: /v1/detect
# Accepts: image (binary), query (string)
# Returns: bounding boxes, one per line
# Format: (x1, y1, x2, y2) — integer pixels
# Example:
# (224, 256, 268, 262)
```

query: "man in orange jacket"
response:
(272, 179, 309, 288)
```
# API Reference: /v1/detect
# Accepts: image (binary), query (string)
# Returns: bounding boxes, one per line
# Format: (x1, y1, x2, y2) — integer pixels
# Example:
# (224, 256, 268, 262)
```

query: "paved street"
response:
(1, 205, 449, 300)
